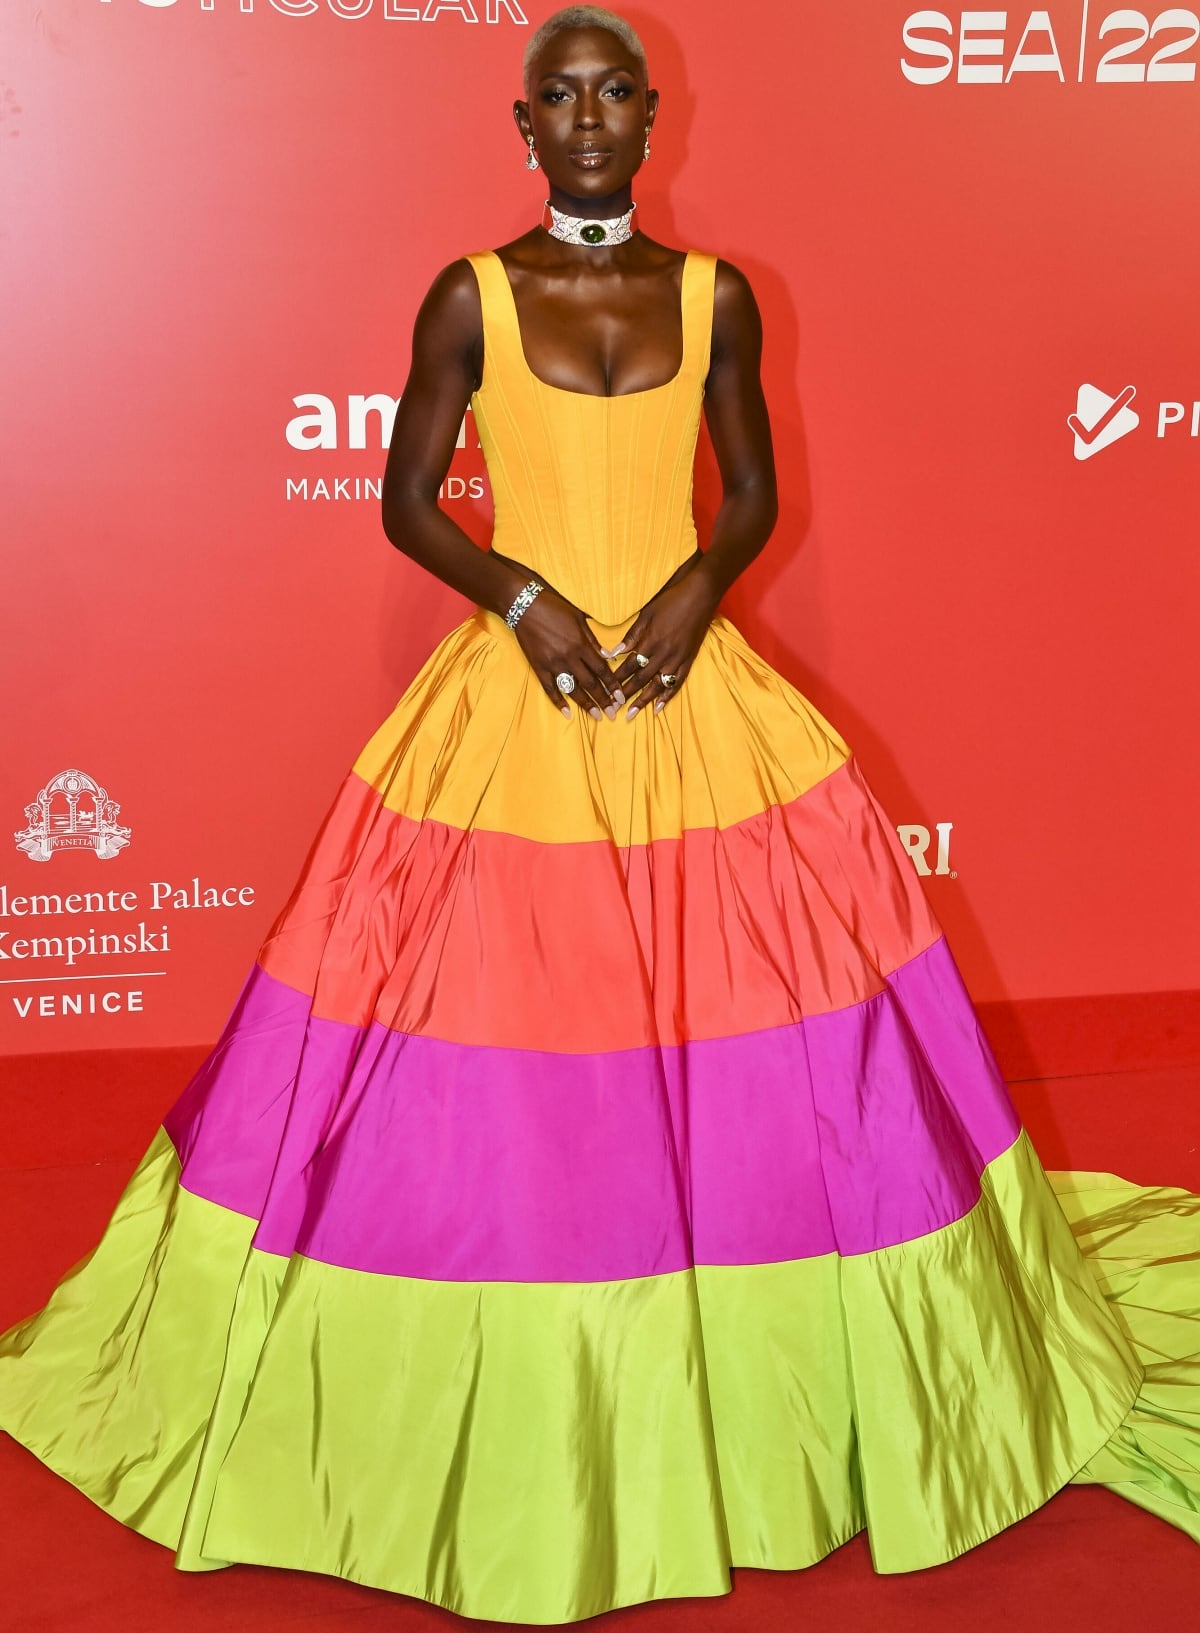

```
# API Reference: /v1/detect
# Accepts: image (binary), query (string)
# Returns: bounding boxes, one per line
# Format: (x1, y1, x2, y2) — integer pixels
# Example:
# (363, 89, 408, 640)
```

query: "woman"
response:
(2, 6, 1197, 1623)
(380, 12, 772, 727)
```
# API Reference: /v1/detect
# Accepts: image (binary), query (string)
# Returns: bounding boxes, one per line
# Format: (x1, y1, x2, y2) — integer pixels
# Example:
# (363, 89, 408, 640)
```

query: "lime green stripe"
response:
(4, 1129, 1194, 1620)
(842, 1130, 1141, 1569)
(0, 1128, 254, 1552)
(1055, 1166, 1200, 1540)
(195, 1256, 735, 1617)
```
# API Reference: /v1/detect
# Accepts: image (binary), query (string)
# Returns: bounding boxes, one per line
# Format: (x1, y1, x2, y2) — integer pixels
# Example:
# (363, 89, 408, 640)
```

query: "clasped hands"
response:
(513, 562, 720, 721)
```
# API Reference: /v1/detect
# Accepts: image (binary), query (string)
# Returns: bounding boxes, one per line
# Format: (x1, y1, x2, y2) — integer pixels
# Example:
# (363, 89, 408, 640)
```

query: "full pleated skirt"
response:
(2, 607, 1197, 1623)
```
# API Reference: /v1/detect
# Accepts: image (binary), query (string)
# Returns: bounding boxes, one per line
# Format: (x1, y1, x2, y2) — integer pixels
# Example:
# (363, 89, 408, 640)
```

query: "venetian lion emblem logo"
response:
(14, 769, 132, 863)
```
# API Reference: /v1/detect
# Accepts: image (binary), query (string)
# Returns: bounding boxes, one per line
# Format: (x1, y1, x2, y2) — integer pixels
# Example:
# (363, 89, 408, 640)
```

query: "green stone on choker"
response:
(542, 200, 638, 247)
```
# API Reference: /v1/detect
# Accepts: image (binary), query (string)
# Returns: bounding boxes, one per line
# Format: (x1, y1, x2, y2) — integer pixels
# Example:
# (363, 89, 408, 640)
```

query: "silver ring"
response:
(660, 672, 678, 687)
(635, 652, 650, 667)
(555, 671, 575, 694)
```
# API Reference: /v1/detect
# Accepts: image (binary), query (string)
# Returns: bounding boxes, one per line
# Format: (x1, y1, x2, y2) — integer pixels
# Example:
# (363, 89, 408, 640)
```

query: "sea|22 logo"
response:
(902, 9, 1199, 83)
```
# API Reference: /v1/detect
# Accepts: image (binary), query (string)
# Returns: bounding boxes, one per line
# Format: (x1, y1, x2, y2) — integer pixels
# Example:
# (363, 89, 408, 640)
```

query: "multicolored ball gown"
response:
(2, 248, 1198, 1622)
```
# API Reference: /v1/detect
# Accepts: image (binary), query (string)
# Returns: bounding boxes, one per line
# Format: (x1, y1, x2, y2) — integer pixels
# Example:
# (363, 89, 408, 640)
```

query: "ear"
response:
(645, 87, 660, 126)
(512, 100, 531, 142)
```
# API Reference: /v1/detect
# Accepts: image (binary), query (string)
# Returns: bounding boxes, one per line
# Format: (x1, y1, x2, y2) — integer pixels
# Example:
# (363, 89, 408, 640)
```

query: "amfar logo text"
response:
(902, 9, 1199, 83)
(285, 393, 484, 503)
(101, 0, 529, 22)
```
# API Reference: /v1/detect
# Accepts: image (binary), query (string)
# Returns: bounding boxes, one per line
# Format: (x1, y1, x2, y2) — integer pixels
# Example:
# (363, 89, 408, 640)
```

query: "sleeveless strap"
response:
(684, 251, 718, 383)
(465, 247, 717, 394)
(464, 250, 527, 385)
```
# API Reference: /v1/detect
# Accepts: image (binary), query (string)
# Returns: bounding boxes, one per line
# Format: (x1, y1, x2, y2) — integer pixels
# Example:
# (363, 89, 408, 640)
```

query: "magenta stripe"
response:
(162, 940, 1020, 1281)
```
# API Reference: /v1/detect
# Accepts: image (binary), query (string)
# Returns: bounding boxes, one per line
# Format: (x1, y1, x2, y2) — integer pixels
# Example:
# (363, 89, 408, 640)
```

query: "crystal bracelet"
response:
(504, 578, 545, 629)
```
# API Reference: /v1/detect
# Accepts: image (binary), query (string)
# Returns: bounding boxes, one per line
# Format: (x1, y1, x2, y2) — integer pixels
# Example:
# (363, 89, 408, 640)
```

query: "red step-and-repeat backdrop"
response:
(1, 2, 1197, 1056)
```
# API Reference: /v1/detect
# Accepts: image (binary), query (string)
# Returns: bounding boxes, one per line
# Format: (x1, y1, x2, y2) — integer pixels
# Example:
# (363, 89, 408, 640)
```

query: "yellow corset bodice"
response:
(465, 248, 718, 626)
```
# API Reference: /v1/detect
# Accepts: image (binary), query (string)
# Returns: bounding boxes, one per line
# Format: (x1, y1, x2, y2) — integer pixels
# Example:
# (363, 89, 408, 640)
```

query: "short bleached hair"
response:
(522, 6, 649, 101)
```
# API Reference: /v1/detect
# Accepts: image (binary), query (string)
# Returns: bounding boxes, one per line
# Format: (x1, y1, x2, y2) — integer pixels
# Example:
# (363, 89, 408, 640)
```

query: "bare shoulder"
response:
(409, 256, 484, 385)
(709, 256, 764, 366)
(416, 255, 483, 331)
(711, 256, 760, 320)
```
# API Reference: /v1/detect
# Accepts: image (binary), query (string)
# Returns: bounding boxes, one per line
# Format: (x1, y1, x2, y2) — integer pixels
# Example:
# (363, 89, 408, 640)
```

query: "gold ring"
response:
(635, 652, 650, 668)
(661, 672, 678, 687)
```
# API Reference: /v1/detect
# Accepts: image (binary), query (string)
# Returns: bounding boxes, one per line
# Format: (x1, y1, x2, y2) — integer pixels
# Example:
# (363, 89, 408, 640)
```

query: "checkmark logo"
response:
(1067, 383, 1139, 461)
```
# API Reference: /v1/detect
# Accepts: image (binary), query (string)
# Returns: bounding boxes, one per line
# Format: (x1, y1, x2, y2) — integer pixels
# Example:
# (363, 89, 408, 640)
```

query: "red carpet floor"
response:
(1, 1051, 1197, 1633)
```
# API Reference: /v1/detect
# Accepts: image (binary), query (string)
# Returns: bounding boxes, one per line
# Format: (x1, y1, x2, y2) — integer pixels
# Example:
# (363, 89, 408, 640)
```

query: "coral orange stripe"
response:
(257, 755, 940, 1051)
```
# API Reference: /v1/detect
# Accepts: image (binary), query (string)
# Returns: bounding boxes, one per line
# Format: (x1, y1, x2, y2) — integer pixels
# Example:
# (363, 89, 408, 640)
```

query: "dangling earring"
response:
(525, 134, 540, 171)
(643, 126, 651, 161)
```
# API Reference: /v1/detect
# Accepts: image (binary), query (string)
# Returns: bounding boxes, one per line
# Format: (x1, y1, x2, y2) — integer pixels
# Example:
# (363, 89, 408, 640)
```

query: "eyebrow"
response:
(537, 66, 636, 83)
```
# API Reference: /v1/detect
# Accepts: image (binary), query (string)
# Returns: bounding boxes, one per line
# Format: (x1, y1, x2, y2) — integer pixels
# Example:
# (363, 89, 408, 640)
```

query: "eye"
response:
(541, 87, 570, 103)
(604, 85, 633, 99)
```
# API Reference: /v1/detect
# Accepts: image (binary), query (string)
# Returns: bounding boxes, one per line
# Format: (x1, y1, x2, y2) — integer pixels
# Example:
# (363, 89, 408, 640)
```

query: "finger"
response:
(578, 679, 613, 716)
(578, 652, 618, 706)
(577, 653, 623, 711)
(615, 651, 657, 699)
(581, 623, 615, 666)
(603, 615, 646, 660)
(625, 677, 660, 718)
(598, 662, 630, 707)
(555, 660, 609, 717)
(543, 676, 573, 718)
(654, 662, 690, 712)
(627, 665, 685, 718)
(610, 630, 653, 684)
(544, 666, 588, 717)
(652, 675, 684, 713)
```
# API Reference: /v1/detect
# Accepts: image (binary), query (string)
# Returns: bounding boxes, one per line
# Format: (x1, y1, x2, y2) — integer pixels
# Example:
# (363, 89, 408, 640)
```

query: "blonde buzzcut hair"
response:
(522, 6, 649, 100)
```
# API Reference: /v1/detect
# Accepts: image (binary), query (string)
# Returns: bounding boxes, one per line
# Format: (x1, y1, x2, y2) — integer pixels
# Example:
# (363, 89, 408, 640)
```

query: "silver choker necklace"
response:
(542, 199, 637, 246)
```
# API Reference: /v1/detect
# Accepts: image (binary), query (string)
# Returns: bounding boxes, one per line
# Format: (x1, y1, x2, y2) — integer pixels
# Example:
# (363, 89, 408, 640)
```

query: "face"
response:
(515, 26, 658, 207)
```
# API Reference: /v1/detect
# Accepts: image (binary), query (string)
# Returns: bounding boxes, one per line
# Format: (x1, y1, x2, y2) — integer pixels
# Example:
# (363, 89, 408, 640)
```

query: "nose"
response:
(575, 90, 603, 129)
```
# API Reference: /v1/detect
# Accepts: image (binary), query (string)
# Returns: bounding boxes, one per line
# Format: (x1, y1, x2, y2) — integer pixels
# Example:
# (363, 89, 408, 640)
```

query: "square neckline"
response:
(485, 248, 693, 403)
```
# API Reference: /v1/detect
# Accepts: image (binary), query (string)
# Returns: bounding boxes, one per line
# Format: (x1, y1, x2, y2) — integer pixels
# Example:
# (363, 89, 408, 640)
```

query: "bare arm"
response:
(381, 259, 532, 618)
(381, 259, 618, 716)
(692, 258, 780, 602)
